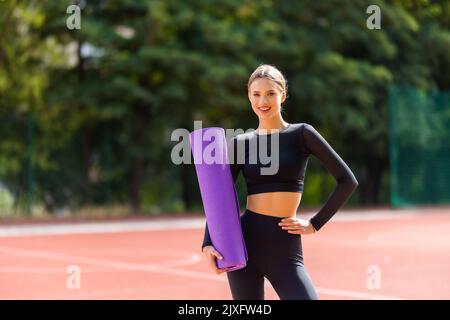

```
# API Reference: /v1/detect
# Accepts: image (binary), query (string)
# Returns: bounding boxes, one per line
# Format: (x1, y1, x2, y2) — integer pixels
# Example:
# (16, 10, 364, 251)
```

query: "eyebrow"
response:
(252, 90, 276, 93)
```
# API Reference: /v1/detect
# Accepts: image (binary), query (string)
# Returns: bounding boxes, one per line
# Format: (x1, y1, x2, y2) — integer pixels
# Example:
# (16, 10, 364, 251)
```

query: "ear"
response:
(281, 90, 286, 103)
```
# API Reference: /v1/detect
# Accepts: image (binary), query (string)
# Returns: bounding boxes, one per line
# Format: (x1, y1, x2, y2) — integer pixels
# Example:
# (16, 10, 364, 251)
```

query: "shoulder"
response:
(289, 122, 317, 137)
(290, 123, 325, 152)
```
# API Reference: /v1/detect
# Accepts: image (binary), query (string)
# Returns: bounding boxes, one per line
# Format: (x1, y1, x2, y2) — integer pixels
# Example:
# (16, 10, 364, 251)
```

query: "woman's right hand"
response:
(202, 246, 229, 274)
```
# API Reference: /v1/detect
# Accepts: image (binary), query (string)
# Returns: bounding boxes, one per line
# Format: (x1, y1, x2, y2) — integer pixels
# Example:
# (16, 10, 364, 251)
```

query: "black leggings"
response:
(226, 209, 318, 300)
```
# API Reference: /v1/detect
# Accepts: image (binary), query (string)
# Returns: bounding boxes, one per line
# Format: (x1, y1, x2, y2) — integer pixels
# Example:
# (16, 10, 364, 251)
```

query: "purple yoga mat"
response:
(189, 127, 247, 272)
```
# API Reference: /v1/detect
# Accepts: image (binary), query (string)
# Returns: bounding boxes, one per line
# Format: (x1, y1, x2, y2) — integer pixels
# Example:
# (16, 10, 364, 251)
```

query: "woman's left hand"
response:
(278, 218, 316, 235)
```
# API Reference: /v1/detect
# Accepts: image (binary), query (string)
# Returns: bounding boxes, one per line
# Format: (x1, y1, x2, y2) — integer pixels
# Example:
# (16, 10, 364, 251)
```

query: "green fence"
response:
(389, 86, 450, 208)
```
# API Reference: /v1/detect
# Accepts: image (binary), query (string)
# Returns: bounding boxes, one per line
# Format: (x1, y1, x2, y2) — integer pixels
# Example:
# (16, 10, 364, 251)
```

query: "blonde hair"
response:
(247, 64, 288, 96)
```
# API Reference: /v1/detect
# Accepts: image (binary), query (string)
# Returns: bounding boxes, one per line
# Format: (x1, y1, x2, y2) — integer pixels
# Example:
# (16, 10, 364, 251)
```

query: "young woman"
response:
(201, 64, 358, 300)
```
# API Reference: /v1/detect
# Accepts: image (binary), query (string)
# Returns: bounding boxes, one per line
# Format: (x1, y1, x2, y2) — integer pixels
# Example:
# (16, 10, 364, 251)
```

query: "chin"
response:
(259, 111, 277, 118)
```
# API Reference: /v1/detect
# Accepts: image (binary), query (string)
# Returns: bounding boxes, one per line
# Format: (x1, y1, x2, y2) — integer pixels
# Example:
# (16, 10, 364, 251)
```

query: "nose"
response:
(258, 96, 268, 104)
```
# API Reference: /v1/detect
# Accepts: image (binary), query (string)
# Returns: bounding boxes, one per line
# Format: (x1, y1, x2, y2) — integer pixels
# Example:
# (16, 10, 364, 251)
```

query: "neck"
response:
(257, 116, 289, 131)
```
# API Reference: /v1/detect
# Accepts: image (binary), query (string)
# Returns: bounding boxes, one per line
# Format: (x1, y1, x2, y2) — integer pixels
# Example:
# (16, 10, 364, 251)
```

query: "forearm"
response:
(310, 177, 358, 231)
(301, 123, 359, 231)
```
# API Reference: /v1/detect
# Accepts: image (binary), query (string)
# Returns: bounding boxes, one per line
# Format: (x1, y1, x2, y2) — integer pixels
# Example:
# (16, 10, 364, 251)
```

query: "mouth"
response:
(258, 107, 271, 113)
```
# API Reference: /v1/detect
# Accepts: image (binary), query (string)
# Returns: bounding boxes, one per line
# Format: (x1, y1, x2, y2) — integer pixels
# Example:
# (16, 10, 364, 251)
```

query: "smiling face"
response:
(248, 78, 286, 120)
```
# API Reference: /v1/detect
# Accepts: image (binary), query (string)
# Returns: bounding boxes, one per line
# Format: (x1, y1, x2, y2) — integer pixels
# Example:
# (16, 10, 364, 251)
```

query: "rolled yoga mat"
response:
(189, 127, 247, 272)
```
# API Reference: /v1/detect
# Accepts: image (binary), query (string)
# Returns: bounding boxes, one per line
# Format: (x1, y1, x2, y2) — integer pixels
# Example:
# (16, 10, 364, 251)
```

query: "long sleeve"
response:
(302, 124, 358, 231)
(202, 136, 242, 251)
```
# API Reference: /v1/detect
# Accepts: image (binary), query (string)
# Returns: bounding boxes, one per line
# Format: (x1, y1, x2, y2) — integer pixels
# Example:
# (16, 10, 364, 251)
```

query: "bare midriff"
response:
(246, 192, 302, 218)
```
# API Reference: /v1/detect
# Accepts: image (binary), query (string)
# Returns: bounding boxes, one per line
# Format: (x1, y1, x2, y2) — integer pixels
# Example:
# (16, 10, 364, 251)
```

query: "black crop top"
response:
(230, 123, 310, 195)
(201, 123, 358, 250)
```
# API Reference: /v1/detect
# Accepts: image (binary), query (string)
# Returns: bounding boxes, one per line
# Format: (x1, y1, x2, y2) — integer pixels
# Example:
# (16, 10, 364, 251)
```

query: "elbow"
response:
(352, 180, 359, 191)
(350, 175, 359, 191)
(337, 174, 358, 191)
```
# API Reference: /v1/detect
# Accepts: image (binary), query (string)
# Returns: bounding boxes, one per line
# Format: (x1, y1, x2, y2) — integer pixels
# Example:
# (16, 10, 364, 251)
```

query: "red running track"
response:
(0, 207, 449, 300)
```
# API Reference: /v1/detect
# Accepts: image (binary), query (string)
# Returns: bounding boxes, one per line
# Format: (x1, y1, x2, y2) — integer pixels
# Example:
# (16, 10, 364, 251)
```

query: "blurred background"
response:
(0, 0, 449, 219)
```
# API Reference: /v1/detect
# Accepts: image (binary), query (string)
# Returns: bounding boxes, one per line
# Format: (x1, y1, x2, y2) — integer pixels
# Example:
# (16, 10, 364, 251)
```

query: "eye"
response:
(269, 92, 275, 96)
(253, 94, 260, 96)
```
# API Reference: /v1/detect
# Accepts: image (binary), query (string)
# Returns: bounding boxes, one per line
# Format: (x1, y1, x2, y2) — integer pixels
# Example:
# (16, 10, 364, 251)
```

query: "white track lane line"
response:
(0, 210, 427, 238)
(0, 245, 406, 300)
